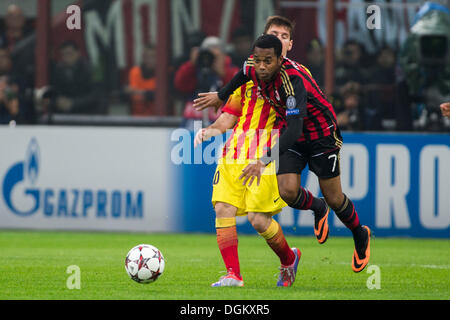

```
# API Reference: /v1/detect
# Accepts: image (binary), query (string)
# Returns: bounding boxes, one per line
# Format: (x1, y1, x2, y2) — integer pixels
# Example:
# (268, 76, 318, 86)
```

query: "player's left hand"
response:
(193, 92, 223, 111)
(239, 160, 266, 187)
(440, 102, 450, 117)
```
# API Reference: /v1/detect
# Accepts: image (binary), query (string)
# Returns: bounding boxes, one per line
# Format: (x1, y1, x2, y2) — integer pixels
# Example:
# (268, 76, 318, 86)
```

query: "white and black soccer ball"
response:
(125, 244, 165, 284)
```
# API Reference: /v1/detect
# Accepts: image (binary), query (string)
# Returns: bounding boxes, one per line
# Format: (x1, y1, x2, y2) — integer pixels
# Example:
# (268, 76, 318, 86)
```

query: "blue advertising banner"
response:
(173, 132, 450, 238)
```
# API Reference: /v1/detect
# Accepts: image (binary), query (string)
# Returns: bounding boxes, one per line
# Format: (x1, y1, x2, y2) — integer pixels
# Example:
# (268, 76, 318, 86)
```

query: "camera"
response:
(196, 48, 215, 70)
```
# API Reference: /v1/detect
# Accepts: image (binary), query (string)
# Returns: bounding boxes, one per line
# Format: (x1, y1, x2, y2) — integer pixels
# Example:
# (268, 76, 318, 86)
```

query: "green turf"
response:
(0, 230, 449, 300)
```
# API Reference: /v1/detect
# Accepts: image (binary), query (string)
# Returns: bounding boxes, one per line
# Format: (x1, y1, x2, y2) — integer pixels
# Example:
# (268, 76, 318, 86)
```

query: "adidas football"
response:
(125, 244, 165, 284)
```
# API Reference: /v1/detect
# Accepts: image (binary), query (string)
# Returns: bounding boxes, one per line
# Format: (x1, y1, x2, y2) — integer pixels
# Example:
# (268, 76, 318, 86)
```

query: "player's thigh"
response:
(276, 149, 306, 202)
(307, 134, 342, 179)
(277, 173, 301, 203)
(211, 162, 246, 213)
(214, 201, 238, 218)
(245, 163, 287, 214)
(277, 147, 308, 176)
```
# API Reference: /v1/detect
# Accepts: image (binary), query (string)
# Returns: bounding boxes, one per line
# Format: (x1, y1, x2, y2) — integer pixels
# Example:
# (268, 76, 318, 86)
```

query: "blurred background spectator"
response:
(0, 0, 447, 132)
(174, 36, 239, 129)
(0, 46, 27, 124)
(172, 30, 207, 70)
(49, 41, 101, 115)
(335, 39, 370, 90)
(304, 39, 325, 88)
(0, 74, 19, 124)
(127, 44, 157, 116)
(0, 47, 13, 80)
(228, 26, 253, 67)
(363, 46, 398, 130)
(171, 30, 207, 117)
(0, 4, 31, 52)
(334, 82, 364, 131)
(0, 3, 35, 124)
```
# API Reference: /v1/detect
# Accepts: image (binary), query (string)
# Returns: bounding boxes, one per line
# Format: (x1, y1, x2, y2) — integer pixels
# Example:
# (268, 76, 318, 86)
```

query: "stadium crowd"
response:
(0, 2, 448, 132)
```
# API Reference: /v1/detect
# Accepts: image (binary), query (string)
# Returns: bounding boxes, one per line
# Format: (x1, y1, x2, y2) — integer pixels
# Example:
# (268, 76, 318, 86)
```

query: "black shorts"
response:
(277, 131, 343, 179)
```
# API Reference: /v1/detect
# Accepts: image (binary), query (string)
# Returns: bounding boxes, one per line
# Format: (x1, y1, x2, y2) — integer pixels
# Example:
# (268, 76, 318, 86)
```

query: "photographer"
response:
(174, 36, 239, 129)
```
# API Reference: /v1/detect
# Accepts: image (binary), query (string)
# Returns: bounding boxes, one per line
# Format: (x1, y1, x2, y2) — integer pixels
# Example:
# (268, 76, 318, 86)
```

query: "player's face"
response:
(253, 47, 283, 82)
(265, 25, 293, 57)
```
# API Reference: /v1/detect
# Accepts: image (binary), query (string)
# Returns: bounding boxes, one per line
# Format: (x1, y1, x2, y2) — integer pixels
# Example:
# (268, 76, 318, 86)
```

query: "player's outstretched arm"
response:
(193, 69, 249, 111)
(194, 112, 238, 148)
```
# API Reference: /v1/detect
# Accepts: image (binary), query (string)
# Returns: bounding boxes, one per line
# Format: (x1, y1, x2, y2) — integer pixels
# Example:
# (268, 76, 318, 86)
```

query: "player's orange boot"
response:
(352, 225, 371, 273)
(313, 199, 330, 244)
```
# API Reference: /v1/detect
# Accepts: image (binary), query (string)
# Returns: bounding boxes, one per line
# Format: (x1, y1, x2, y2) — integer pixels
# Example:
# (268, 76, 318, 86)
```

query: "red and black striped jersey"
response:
(244, 55, 338, 142)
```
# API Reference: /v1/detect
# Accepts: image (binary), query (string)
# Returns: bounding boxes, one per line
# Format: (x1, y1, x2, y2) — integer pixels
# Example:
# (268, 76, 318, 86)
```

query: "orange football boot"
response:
(352, 225, 371, 273)
(314, 203, 330, 244)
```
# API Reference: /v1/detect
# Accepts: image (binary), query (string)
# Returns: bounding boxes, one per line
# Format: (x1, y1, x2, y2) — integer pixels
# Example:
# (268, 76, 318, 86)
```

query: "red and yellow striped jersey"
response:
(221, 81, 284, 162)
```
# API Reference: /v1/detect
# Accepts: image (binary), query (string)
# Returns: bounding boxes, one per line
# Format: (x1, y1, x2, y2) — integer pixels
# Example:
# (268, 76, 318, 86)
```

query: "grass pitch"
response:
(0, 230, 449, 300)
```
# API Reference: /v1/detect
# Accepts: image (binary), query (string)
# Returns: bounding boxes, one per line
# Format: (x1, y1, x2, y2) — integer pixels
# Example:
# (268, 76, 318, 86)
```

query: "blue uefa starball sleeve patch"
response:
(286, 108, 300, 116)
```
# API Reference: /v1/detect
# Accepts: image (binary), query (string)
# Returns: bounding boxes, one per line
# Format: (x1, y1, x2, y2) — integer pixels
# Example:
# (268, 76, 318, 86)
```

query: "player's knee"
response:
(248, 213, 270, 233)
(214, 202, 236, 218)
(277, 177, 299, 205)
(323, 192, 344, 211)
(278, 187, 298, 205)
(247, 213, 261, 231)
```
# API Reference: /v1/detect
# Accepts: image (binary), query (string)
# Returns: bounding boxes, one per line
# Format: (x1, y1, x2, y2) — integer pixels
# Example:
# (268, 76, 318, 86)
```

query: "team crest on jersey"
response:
(245, 87, 252, 98)
(286, 96, 296, 109)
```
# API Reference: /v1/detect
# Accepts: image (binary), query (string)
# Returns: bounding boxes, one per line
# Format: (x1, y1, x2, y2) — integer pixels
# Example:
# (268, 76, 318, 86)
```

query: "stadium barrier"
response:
(0, 126, 449, 238)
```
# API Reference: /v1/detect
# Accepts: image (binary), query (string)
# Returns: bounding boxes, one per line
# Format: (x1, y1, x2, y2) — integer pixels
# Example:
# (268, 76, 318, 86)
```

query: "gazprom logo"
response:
(2, 138, 40, 216)
(2, 138, 143, 219)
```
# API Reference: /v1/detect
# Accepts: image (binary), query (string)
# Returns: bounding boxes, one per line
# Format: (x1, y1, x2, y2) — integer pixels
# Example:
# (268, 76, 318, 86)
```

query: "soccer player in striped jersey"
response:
(194, 79, 301, 287)
(194, 25, 371, 273)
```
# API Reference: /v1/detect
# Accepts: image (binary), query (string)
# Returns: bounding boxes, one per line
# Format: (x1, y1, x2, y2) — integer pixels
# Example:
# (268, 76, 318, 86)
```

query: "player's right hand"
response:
(194, 128, 206, 148)
(193, 92, 223, 111)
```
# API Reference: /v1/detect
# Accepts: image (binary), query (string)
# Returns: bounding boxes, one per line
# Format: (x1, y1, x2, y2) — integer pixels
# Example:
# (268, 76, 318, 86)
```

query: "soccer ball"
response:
(125, 244, 165, 284)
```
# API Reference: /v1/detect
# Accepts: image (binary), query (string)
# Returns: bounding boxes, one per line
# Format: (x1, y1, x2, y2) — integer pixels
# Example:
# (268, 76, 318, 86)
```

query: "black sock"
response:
(290, 187, 327, 215)
(334, 194, 361, 231)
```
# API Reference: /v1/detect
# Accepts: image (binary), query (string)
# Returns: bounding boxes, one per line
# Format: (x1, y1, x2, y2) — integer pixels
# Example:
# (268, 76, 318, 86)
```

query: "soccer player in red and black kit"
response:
(194, 33, 371, 273)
